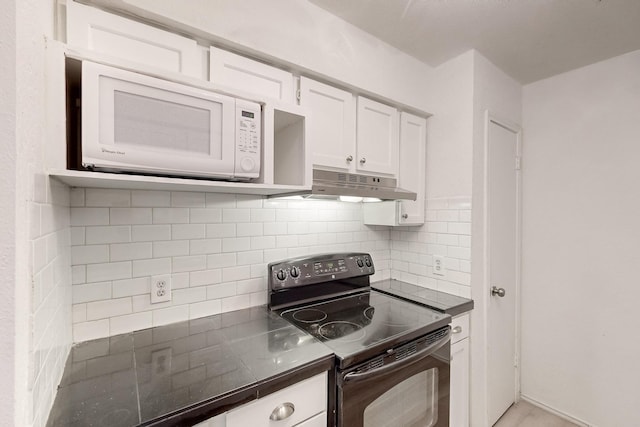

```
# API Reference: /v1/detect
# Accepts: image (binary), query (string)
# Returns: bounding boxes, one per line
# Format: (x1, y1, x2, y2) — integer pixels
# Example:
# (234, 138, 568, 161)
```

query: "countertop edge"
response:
(371, 283, 474, 316)
(140, 354, 335, 427)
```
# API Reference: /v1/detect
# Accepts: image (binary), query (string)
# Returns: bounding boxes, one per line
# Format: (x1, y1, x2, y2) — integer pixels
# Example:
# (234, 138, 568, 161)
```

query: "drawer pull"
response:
(269, 402, 295, 421)
(452, 326, 463, 334)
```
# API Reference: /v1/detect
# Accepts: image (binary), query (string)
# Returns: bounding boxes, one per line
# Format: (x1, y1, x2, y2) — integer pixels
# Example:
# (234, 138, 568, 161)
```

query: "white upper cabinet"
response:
(66, 1, 201, 77)
(356, 96, 399, 176)
(299, 77, 356, 171)
(398, 112, 427, 224)
(363, 112, 426, 226)
(210, 47, 295, 103)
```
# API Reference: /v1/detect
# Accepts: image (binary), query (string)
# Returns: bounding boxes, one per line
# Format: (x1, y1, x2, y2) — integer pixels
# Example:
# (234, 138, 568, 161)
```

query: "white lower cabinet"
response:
(450, 314, 470, 427)
(196, 372, 327, 427)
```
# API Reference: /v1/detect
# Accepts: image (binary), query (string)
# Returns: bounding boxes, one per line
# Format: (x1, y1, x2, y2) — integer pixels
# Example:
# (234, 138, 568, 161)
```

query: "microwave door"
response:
(82, 61, 237, 179)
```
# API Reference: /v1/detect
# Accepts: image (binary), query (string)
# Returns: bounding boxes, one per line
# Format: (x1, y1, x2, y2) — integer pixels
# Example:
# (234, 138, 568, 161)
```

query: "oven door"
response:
(337, 328, 450, 427)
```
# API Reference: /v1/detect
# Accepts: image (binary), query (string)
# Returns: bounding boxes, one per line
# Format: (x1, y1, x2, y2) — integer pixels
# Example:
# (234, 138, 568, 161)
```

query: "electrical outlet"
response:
(151, 274, 171, 304)
(433, 255, 446, 277)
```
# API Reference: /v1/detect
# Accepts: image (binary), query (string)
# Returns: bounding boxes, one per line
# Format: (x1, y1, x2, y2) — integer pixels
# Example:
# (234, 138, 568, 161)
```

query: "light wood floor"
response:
(493, 400, 579, 427)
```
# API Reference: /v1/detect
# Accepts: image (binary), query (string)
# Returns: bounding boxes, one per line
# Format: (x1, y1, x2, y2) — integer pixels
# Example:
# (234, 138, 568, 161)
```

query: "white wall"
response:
(8, 1, 74, 426)
(1, 2, 18, 425)
(521, 49, 640, 427)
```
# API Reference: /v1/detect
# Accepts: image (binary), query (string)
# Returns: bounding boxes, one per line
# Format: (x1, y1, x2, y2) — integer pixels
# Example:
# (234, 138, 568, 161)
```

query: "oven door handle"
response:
(342, 328, 450, 384)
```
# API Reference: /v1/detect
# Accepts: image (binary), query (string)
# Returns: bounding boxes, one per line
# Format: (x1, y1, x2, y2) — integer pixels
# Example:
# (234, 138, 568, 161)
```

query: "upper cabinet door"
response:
(356, 97, 399, 176)
(299, 77, 356, 171)
(210, 47, 295, 103)
(398, 112, 427, 225)
(66, 1, 201, 77)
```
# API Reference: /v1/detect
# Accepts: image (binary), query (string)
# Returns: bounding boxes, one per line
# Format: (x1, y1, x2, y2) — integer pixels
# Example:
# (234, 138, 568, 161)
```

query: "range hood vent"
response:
(300, 169, 417, 201)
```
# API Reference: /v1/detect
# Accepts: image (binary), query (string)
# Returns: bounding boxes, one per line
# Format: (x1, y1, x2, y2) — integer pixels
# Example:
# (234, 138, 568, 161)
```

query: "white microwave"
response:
(79, 61, 261, 180)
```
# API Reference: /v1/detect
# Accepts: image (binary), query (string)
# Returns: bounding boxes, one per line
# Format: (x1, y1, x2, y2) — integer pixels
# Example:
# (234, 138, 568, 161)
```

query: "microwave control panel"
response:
(235, 100, 261, 178)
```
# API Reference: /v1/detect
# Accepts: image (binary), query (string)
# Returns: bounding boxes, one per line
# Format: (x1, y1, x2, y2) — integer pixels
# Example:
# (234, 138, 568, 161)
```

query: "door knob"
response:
(491, 286, 506, 297)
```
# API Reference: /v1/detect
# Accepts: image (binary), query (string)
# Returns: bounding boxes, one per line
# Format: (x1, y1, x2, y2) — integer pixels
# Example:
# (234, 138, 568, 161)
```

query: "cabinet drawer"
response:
(451, 313, 470, 344)
(226, 372, 327, 427)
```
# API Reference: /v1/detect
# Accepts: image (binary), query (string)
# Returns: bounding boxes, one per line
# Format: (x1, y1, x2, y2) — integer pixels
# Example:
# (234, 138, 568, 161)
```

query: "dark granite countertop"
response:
(372, 279, 474, 316)
(46, 306, 334, 427)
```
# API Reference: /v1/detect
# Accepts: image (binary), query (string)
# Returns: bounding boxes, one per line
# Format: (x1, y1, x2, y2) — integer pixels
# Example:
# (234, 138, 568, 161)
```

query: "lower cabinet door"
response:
(450, 338, 470, 427)
(226, 372, 327, 427)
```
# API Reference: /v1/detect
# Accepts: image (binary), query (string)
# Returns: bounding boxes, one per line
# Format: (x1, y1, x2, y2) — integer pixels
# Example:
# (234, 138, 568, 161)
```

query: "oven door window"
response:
(338, 341, 450, 427)
(364, 368, 438, 427)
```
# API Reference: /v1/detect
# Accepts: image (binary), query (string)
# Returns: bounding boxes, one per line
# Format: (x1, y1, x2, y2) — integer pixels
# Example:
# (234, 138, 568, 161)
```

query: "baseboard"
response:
(519, 394, 593, 427)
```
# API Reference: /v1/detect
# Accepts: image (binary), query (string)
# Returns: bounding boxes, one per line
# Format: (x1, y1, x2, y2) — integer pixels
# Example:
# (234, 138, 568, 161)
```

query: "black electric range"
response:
(268, 253, 452, 427)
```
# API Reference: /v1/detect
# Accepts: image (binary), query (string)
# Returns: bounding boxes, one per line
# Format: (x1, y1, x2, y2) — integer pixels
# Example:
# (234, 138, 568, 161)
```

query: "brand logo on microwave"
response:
(101, 148, 126, 155)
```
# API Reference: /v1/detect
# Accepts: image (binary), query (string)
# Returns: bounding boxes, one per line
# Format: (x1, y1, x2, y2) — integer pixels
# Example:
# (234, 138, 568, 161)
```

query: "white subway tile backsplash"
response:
(236, 223, 263, 237)
(112, 277, 150, 298)
(153, 208, 189, 224)
(251, 208, 275, 222)
(190, 208, 222, 224)
(74, 319, 110, 342)
(85, 189, 131, 207)
(133, 258, 171, 277)
(152, 305, 189, 327)
(132, 224, 172, 242)
(206, 223, 236, 238)
(71, 208, 109, 226)
(110, 242, 152, 262)
(70, 188, 85, 207)
(189, 300, 222, 319)
(153, 240, 190, 258)
(207, 282, 236, 299)
(71, 245, 109, 265)
(73, 282, 112, 304)
(171, 191, 205, 207)
(86, 262, 131, 283)
(172, 255, 207, 273)
(205, 193, 236, 207)
(190, 269, 222, 287)
(223, 208, 251, 223)
(221, 294, 252, 312)
(131, 190, 170, 207)
(110, 312, 152, 335)
(222, 237, 251, 252)
(86, 297, 132, 321)
(173, 287, 207, 305)
(72, 304, 87, 323)
(110, 208, 152, 225)
(222, 265, 251, 282)
(206, 253, 237, 269)
(189, 239, 222, 255)
(390, 197, 472, 299)
(85, 226, 131, 244)
(71, 189, 394, 339)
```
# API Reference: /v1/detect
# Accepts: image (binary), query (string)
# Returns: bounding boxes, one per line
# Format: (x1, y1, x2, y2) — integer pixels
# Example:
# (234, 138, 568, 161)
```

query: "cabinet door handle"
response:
(346, 155, 353, 163)
(401, 213, 409, 219)
(360, 157, 366, 164)
(269, 402, 295, 421)
(452, 326, 462, 334)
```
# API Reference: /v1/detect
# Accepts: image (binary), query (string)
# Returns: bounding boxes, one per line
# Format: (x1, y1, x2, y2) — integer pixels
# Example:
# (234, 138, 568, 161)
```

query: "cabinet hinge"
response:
(296, 89, 301, 101)
(515, 156, 522, 170)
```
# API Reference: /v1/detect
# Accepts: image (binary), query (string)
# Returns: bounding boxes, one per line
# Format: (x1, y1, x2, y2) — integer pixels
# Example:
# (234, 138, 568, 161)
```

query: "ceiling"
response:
(308, 0, 640, 84)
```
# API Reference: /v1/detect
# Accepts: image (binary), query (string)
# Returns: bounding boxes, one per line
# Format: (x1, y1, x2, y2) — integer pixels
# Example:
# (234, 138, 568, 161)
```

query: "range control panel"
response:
(268, 253, 375, 290)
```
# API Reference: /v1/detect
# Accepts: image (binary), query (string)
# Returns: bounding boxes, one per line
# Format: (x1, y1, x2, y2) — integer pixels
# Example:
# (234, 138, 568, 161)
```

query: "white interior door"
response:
(486, 116, 521, 426)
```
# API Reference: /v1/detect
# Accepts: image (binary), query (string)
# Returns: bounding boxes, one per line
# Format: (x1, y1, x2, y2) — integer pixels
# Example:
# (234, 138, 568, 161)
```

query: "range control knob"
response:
(276, 269, 287, 281)
(290, 266, 300, 278)
(365, 258, 372, 268)
(356, 259, 364, 268)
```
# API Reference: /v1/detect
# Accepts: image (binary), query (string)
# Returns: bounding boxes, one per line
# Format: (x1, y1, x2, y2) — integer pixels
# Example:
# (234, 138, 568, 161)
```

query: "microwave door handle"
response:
(343, 328, 450, 385)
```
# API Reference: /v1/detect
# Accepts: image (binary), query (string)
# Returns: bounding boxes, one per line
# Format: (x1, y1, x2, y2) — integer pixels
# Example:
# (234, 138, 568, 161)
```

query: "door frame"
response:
(482, 110, 523, 424)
